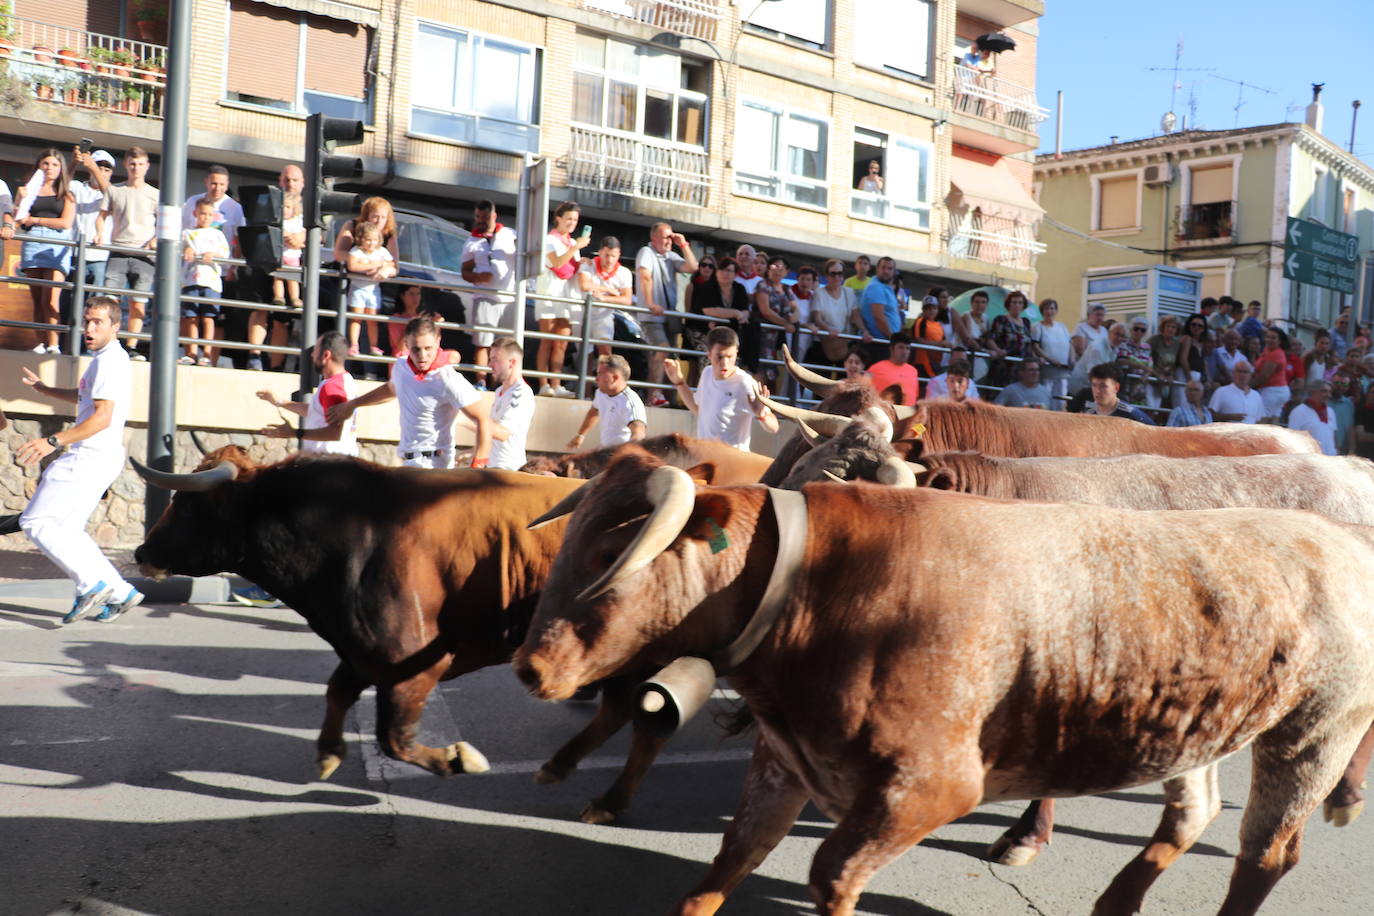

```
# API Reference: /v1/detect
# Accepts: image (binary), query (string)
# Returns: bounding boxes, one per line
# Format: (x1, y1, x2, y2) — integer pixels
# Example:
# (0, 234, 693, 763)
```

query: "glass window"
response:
(855, 0, 932, 80)
(410, 22, 541, 155)
(571, 31, 709, 149)
(746, 0, 829, 49)
(734, 99, 829, 209)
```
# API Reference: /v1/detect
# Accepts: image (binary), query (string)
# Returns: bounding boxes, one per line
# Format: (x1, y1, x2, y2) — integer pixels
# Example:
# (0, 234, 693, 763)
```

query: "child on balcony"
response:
(346, 221, 394, 356)
(179, 198, 230, 366)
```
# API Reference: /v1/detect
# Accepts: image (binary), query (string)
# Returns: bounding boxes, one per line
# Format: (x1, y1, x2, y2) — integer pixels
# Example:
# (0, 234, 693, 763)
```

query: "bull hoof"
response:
(446, 741, 490, 775)
(986, 835, 1040, 867)
(1324, 798, 1364, 827)
(534, 763, 569, 785)
(317, 754, 343, 781)
(579, 801, 619, 825)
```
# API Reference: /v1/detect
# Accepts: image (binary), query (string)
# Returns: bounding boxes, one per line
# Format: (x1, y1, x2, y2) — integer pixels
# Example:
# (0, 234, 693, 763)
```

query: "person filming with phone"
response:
(536, 201, 590, 398)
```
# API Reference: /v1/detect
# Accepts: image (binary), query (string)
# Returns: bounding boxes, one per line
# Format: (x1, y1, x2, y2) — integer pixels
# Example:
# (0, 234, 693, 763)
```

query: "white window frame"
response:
(1090, 168, 1144, 235)
(407, 20, 543, 154)
(849, 126, 933, 231)
(733, 97, 831, 211)
(1180, 153, 1241, 208)
(1311, 166, 1330, 225)
(569, 33, 709, 151)
(220, 6, 372, 121)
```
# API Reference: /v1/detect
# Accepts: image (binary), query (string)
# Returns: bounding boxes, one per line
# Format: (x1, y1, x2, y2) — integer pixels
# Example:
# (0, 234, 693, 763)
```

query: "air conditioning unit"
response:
(1143, 162, 1172, 185)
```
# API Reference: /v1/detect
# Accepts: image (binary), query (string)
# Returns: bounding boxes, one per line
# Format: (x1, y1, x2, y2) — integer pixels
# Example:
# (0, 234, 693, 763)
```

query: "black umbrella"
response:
(976, 32, 1016, 53)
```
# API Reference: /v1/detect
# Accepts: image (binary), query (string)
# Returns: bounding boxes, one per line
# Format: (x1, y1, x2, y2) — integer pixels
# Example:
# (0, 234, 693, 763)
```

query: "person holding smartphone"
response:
(536, 200, 590, 398)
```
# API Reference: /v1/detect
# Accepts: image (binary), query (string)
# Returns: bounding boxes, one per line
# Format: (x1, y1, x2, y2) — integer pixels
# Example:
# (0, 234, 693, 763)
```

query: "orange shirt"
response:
(912, 317, 945, 377)
(867, 359, 920, 406)
(1254, 347, 1289, 388)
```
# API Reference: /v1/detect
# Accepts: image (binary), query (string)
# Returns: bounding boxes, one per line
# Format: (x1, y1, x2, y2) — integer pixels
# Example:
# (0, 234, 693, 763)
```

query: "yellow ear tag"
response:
(910, 423, 927, 438)
(707, 518, 730, 554)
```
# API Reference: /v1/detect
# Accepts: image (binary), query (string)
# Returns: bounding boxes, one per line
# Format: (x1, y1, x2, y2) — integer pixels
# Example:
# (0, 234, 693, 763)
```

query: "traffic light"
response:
(303, 113, 365, 229)
(236, 184, 282, 272)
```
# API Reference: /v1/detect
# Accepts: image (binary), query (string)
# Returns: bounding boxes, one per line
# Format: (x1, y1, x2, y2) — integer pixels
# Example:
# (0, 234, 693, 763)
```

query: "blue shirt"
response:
(1166, 402, 1213, 427)
(1086, 400, 1156, 425)
(858, 277, 901, 339)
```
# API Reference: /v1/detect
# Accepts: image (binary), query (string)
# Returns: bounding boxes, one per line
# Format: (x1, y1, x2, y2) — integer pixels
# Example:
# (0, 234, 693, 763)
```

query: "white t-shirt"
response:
(348, 246, 393, 290)
(695, 366, 760, 451)
(0, 179, 11, 217)
(925, 373, 982, 400)
(1287, 403, 1339, 455)
(389, 358, 482, 454)
(490, 379, 535, 470)
(181, 226, 231, 291)
(811, 285, 855, 335)
(183, 192, 245, 245)
(462, 227, 518, 306)
(71, 180, 110, 263)
(541, 231, 582, 302)
(1072, 321, 1108, 352)
(1031, 320, 1072, 367)
(304, 371, 358, 456)
(74, 341, 131, 458)
(1208, 384, 1264, 424)
(736, 274, 762, 295)
(593, 386, 647, 446)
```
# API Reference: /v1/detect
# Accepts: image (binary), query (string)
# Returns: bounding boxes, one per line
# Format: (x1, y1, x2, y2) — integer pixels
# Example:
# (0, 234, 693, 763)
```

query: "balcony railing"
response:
(0, 15, 167, 119)
(567, 125, 710, 208)
(947, 212, 1045, 271)
(1175, 200, 1237, 244)
(952, 64, 1048, 132)
(580, 0, 721, 42)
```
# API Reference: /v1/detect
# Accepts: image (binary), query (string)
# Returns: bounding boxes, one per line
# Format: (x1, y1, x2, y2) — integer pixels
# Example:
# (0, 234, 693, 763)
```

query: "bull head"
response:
(780, 345, 921, 422)
(131, 457, 240, 492)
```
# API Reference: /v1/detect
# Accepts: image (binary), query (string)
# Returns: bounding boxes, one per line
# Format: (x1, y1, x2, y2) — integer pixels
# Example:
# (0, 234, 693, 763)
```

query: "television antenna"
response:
(1145, 38, 1214, 132)
(1209, 74, 1276, 127)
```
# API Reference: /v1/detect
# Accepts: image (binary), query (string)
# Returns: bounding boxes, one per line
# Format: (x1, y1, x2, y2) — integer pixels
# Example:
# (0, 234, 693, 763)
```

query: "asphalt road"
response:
(2, 591, 1373, 916)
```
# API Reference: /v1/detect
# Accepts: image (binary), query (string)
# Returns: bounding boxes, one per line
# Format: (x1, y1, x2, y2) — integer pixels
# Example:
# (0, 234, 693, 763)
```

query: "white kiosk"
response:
(1081, 265, 1204, 330)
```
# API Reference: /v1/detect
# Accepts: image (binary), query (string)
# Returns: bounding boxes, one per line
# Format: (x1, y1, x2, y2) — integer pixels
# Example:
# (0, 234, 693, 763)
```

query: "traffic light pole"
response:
(144, 0, 191, 532)
(299, 226, 322, 398)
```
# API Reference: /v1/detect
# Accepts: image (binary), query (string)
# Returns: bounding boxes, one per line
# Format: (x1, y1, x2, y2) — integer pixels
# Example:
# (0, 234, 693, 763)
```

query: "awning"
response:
(249, 0, 380, 28)
(948, 156, 1043, 223)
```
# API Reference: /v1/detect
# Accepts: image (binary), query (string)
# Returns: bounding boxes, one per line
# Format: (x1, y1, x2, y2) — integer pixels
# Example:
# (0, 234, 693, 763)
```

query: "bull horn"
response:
(131, 457, 239, 492)
(891, 404, 920, 421)
(189, 429, 210, 456)
(781, 344, 840, 399)
(796, 418, 824, 448)
(758, 395, 852, 438)
(577, 465, 696, 602)
(527, 483, 591, 530)
(906, 461, 928, 475)
(875, 456, 918, 489)
(822, 470, 846, 483)
(858, 405, 894, 441)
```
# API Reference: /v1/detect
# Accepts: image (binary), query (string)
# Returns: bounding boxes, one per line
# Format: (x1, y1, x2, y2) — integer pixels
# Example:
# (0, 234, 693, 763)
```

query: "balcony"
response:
(955, 0, 1043, 28)
(567, 125, 710, 208)
(1175, 200, 1237, 246)
(952, 65, 1048, 133)
(947, 211, 1045, 271)
(579, 0, 721, 43)
(0, 15, 167, 120)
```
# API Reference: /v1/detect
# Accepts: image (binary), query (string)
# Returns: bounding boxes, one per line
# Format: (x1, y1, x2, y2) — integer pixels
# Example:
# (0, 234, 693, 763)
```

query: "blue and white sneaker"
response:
(231, 585, 283, 608)
(95, 586, 145, 623)
(63, 582, 114, 625)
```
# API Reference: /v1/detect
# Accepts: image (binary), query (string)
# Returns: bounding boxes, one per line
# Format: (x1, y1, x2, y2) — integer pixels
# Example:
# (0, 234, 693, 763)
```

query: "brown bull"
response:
(516, 452, 1374, 915)
(132, 447, 686, 823)
(521, 433, 773, 483)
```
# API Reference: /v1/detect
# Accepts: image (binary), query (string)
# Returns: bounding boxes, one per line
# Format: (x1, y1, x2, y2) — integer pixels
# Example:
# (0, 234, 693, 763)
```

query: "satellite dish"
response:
(1160, 111, 1178, 133)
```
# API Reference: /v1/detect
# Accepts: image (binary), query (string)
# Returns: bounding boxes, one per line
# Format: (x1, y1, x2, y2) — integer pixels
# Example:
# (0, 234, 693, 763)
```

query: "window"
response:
(411, 23, 541, 154)
(735, 99, 829, 208)
(225, 0, 372, 121)
(571, 32, 708, 148)
(1184, 162, 1234, 240)
(850, 128, 931, 229)
(1093, 173, 1139, 232)
(855, 0, 932, 80)
(746, 0, 828, 50)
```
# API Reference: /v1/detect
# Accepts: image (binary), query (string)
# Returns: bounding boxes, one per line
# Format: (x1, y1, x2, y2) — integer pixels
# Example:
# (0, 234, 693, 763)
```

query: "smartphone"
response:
(78, 138, 93, 155)
(579, 224, 593, 239)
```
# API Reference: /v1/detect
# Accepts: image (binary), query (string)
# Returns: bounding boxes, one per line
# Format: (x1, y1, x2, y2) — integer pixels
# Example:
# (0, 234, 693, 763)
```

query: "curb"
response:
(0, 574, 240, 604)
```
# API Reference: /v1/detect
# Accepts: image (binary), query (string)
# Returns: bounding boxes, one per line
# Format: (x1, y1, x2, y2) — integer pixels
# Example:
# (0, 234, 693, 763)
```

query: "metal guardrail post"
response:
(66, 232, 86, 356)
(574, 294, 594, 395)
(144, 0, 192, 533)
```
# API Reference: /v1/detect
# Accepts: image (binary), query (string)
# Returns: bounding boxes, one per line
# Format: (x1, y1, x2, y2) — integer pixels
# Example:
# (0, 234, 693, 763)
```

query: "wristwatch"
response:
(45, 435, 60, 449)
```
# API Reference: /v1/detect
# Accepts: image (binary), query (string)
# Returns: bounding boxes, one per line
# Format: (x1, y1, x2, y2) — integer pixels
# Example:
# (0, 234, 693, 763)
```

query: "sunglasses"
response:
(826, 270, 844, 276)
(700, 262, 716, 268)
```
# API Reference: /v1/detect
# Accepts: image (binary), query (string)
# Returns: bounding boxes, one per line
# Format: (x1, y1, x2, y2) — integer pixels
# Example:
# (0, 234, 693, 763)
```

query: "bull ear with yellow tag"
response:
(909, 423, 926, 438)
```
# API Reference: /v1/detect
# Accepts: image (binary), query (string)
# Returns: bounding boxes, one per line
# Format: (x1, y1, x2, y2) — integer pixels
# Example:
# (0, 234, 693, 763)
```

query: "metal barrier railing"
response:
(1, 230, 1189, 421)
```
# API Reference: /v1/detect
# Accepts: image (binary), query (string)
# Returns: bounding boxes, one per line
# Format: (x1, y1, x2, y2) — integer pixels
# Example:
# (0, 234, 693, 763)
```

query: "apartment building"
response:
(1035, 104, 1374, 333)
(0, 0, 1047, 317)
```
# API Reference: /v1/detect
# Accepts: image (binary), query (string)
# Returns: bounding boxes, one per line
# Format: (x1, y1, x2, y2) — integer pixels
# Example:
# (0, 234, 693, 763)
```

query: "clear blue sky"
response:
(1034, 0, 1371, 159)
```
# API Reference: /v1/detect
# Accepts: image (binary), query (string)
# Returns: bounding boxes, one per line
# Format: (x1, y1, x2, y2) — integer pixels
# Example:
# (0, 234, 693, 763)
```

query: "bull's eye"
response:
(599, 550, 618, 568)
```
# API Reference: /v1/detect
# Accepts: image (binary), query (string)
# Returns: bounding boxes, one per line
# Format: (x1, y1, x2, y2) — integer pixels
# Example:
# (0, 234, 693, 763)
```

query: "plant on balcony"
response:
(133, 0, 168, 43)
(110, 47, 134, 78)
(0, 2, 16, 49)
(88, 46, 112, 73)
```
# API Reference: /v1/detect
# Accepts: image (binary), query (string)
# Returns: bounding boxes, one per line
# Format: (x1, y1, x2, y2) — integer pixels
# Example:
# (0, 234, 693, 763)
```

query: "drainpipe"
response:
(1160, 151, 1172, 266)
(1054, 91, 1063, 159)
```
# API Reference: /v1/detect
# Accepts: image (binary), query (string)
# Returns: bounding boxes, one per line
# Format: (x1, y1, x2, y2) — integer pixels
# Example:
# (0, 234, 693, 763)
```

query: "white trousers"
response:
(21, 448, 131, 596)
(400, 452, 453, 470)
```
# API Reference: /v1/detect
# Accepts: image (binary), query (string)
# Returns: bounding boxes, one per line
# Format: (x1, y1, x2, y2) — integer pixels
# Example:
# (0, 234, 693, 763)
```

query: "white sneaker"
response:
(47, 345, 62, 354)
(538, 384, 556, 396)
(552, 386, 577, 398)
(31, 343, 47, 354)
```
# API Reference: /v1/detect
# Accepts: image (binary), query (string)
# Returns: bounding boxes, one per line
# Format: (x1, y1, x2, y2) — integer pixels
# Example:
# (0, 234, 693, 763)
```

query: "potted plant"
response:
(132, 0, 168, 44)
(110, 47, 133, 78)
(0, 2, 16, 56)
(121, 82, 142, 115)
(88, 46, 111, 73)
(31, 45, 55, 100)
(139, 54, 165, 83)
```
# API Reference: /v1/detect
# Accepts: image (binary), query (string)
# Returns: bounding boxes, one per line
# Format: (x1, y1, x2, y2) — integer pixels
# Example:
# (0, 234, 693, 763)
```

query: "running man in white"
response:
(18, 297, 144, 623)
(568, 354, 646, 449)
(664, 325, 777, 451)
(329, 316, 491, 469)
(486, 336, 536, 471)
(257, 330, 358, 456)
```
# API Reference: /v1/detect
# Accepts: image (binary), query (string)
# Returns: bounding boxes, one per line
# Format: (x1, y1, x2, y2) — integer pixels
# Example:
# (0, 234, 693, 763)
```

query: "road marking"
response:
(484, 747, 755, 776)
(8, 735, 115, 747)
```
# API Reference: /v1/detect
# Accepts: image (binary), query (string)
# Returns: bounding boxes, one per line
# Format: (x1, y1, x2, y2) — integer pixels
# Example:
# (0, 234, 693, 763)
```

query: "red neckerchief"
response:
(737, 269, 757, 281)
(1305, 398, 1329, 423)
(595, 255, 619, 283)
(471, 222, 505, 240)
(794, 288, 813, 300)
(407, 348, 450, 381)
